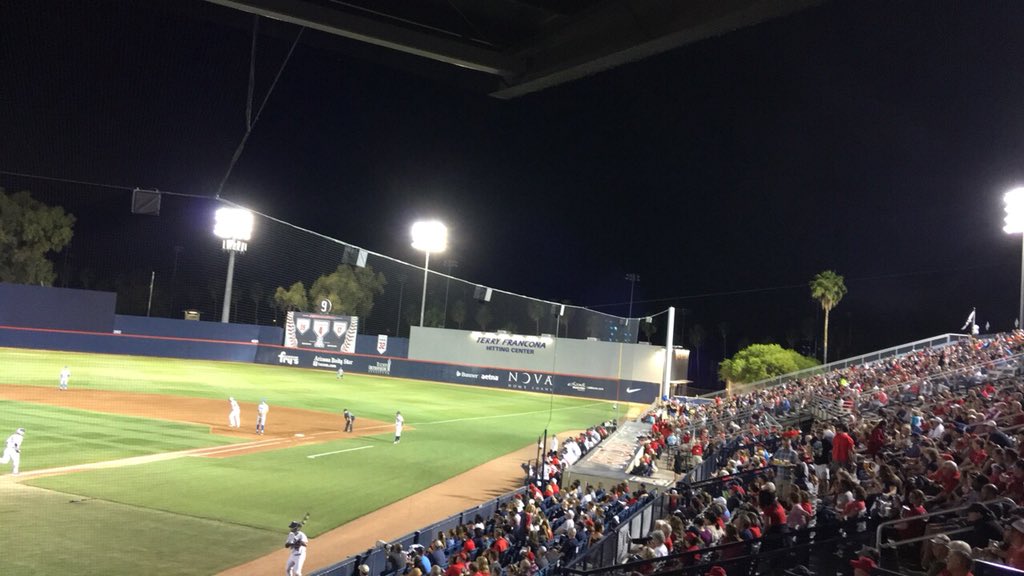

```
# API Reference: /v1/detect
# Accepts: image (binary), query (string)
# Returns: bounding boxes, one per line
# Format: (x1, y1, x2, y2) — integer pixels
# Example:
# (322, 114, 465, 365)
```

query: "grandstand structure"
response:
(314, 331, 1024, 576)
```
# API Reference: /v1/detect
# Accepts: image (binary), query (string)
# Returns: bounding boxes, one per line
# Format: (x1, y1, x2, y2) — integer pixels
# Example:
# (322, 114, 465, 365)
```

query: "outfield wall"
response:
(0, 283, 116, 332)
(0, 325, 261, 363)
(254, 344, 660, 403)
(408, 326, 685, 384)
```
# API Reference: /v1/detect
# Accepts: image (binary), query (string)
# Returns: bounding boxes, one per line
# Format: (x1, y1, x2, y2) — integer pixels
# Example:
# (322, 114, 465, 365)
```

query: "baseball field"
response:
(0, 347, 620, 576)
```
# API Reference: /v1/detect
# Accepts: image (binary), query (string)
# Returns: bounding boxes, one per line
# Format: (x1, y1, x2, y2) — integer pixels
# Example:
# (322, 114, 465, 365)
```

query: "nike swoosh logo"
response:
(626, 387, 641, 394)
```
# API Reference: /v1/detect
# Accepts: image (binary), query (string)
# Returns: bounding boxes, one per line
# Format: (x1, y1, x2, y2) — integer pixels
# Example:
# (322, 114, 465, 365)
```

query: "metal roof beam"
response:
(491, 0, 821, 98)
(204, 0, 511, 75)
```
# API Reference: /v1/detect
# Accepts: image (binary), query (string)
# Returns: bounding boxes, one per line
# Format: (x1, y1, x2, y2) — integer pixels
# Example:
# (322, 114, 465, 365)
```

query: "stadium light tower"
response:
(1005, 188, 1024, 329)
(214, 207, 253, 323)
(411, 220, 447, 327)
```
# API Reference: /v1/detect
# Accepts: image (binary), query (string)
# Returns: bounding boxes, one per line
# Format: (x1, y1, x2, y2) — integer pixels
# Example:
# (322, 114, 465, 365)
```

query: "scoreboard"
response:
(283, 311, 358, 353)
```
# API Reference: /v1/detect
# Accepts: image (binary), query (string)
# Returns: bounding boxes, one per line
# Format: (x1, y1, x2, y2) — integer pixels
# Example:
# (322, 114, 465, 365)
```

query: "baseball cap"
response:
(359, 565, 370, 575)
(289, 521, 302, 529)
(15, 428, 24, 434)
(850, 557, 877, 571)
(967, 502, 993, 518)
(929, 534, 951, 545)
(704, 567, 727, 576)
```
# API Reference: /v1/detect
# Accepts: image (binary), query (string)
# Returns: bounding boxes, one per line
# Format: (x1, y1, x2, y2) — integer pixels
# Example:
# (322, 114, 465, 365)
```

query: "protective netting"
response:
(0, 174, 649, 343)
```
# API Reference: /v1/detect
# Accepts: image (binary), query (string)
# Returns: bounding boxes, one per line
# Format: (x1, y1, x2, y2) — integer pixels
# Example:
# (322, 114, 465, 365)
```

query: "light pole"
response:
(1004, 188, 1024, 328)
(411, 220, 447, 328)
(214, 207, 253, 323)
(625, 273, 640, 317)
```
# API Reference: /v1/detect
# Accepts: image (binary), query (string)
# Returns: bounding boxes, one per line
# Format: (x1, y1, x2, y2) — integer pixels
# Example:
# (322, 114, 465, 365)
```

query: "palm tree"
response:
(809, 270, 848, 363)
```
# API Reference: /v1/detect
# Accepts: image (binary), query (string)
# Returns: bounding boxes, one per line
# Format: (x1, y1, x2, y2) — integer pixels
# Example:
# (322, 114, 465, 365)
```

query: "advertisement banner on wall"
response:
(283, 311, 358, 353)
(254, 345, 659, 403)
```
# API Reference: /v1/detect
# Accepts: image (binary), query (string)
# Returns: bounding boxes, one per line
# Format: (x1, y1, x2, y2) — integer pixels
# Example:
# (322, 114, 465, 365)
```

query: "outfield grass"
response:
(2, 347, 621, 575)
(0, 400, 238, 471)
(0, 484, 280, 575)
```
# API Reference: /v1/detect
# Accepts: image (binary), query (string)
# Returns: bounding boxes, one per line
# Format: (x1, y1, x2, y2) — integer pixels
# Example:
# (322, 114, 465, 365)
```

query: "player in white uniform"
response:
(285, 520, 308, 576)
(0, 428, 25, 475)
(256, 400, 269, 435)
(336, 366, 344, 379)
(59, 366, 70, 391)
(394, 411, 404, 444)
(228, 397, 241, 428)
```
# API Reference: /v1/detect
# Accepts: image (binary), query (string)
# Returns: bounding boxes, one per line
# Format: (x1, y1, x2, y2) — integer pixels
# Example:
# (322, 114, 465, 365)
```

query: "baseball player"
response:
(228, 397, 241, 428)
(394, 411, 404, 444)
(256, 399, 269, 435)
(58, 366, 70, 391)
(0, 428, 24, 475)
(343, 408, 354, 432)
(336, 366, 344, 379)
(284, 520, 308, 576)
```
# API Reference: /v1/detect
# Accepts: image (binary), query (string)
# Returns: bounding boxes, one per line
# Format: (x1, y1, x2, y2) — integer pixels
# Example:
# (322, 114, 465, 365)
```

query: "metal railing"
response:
(873, 498, 1015, 571)
(703, 333, 970, 398)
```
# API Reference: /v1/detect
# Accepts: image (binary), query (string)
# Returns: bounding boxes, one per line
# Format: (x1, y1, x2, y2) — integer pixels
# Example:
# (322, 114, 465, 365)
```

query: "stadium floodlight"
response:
(214, 207, 254, 323)
(1006, 189, 1024, 329)
(411, 220, 447, 328)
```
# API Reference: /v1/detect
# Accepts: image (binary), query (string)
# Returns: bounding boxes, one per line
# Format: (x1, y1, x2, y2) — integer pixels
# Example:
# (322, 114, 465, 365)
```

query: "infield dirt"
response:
(0, 385, 395, 456)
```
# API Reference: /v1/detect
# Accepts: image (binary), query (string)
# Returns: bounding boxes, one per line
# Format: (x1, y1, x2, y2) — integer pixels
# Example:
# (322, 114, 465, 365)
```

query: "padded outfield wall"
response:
(252, 344, 660, 404)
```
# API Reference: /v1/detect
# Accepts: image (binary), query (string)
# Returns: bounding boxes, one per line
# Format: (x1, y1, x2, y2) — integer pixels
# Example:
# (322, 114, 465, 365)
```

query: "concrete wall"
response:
(408, 327, 685, 384)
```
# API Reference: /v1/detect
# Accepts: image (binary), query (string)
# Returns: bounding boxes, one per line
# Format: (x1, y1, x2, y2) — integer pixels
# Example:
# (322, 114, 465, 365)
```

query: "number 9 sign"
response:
(320, 299, 333, 314)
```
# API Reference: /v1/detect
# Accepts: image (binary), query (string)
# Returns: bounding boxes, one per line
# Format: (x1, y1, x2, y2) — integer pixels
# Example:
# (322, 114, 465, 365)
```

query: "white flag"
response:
(961, 308, 976, 331)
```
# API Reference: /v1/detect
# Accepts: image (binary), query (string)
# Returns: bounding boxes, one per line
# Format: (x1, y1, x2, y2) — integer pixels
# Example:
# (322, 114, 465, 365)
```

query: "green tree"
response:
(809, 270, 848, 363)
(475, 306, 493, 330)
(718, 343, 820, 385)
(273, 282, 308, 313)
(0, 188, 76, 285)
(526, 301, 545, 335)
(423, 305, 445, 328)
(308, 265, 387, 320)
(450, 299, 467, 329)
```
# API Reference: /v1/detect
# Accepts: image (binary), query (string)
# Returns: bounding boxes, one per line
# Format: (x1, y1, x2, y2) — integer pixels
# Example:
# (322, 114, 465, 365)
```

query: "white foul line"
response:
(307, 445, 374, 459)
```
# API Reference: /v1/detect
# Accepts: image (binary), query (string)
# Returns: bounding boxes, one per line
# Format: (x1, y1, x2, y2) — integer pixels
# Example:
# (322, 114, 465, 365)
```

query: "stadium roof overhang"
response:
(203, 0, 820, 99)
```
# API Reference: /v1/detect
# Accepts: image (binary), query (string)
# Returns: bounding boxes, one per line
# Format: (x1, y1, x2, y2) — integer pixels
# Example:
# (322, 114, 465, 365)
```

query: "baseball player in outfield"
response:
(0, 428, 25, 475)
(228, 397, 241, 428)
(58, 366, 70, 391)
(285, 520, 308, 576)
(394, 411, 404, 444)
(256, 399, 269, 435)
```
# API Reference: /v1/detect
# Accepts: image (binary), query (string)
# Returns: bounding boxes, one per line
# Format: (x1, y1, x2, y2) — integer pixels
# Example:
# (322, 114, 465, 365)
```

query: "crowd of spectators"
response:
(362, 332, 1024, 576)
(623, 332, 1024, 575)
(362, 422, 657, 576)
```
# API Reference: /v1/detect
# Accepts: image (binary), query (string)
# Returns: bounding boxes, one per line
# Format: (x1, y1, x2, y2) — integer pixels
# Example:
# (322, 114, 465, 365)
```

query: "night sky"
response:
(4, 0, 1024, 385)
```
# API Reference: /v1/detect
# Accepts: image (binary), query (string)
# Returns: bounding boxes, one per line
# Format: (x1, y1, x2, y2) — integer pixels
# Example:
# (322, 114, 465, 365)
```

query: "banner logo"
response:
(377, 334, 388, 354)
(295, 318, 310, 334)
(369, 359, 392, 375)
(277, 351, 299, 365)
(626, 387, 642, 394)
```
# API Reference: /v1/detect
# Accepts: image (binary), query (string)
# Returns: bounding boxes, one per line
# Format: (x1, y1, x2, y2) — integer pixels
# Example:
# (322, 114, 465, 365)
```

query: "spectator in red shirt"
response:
(832, 423, 856, 470)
